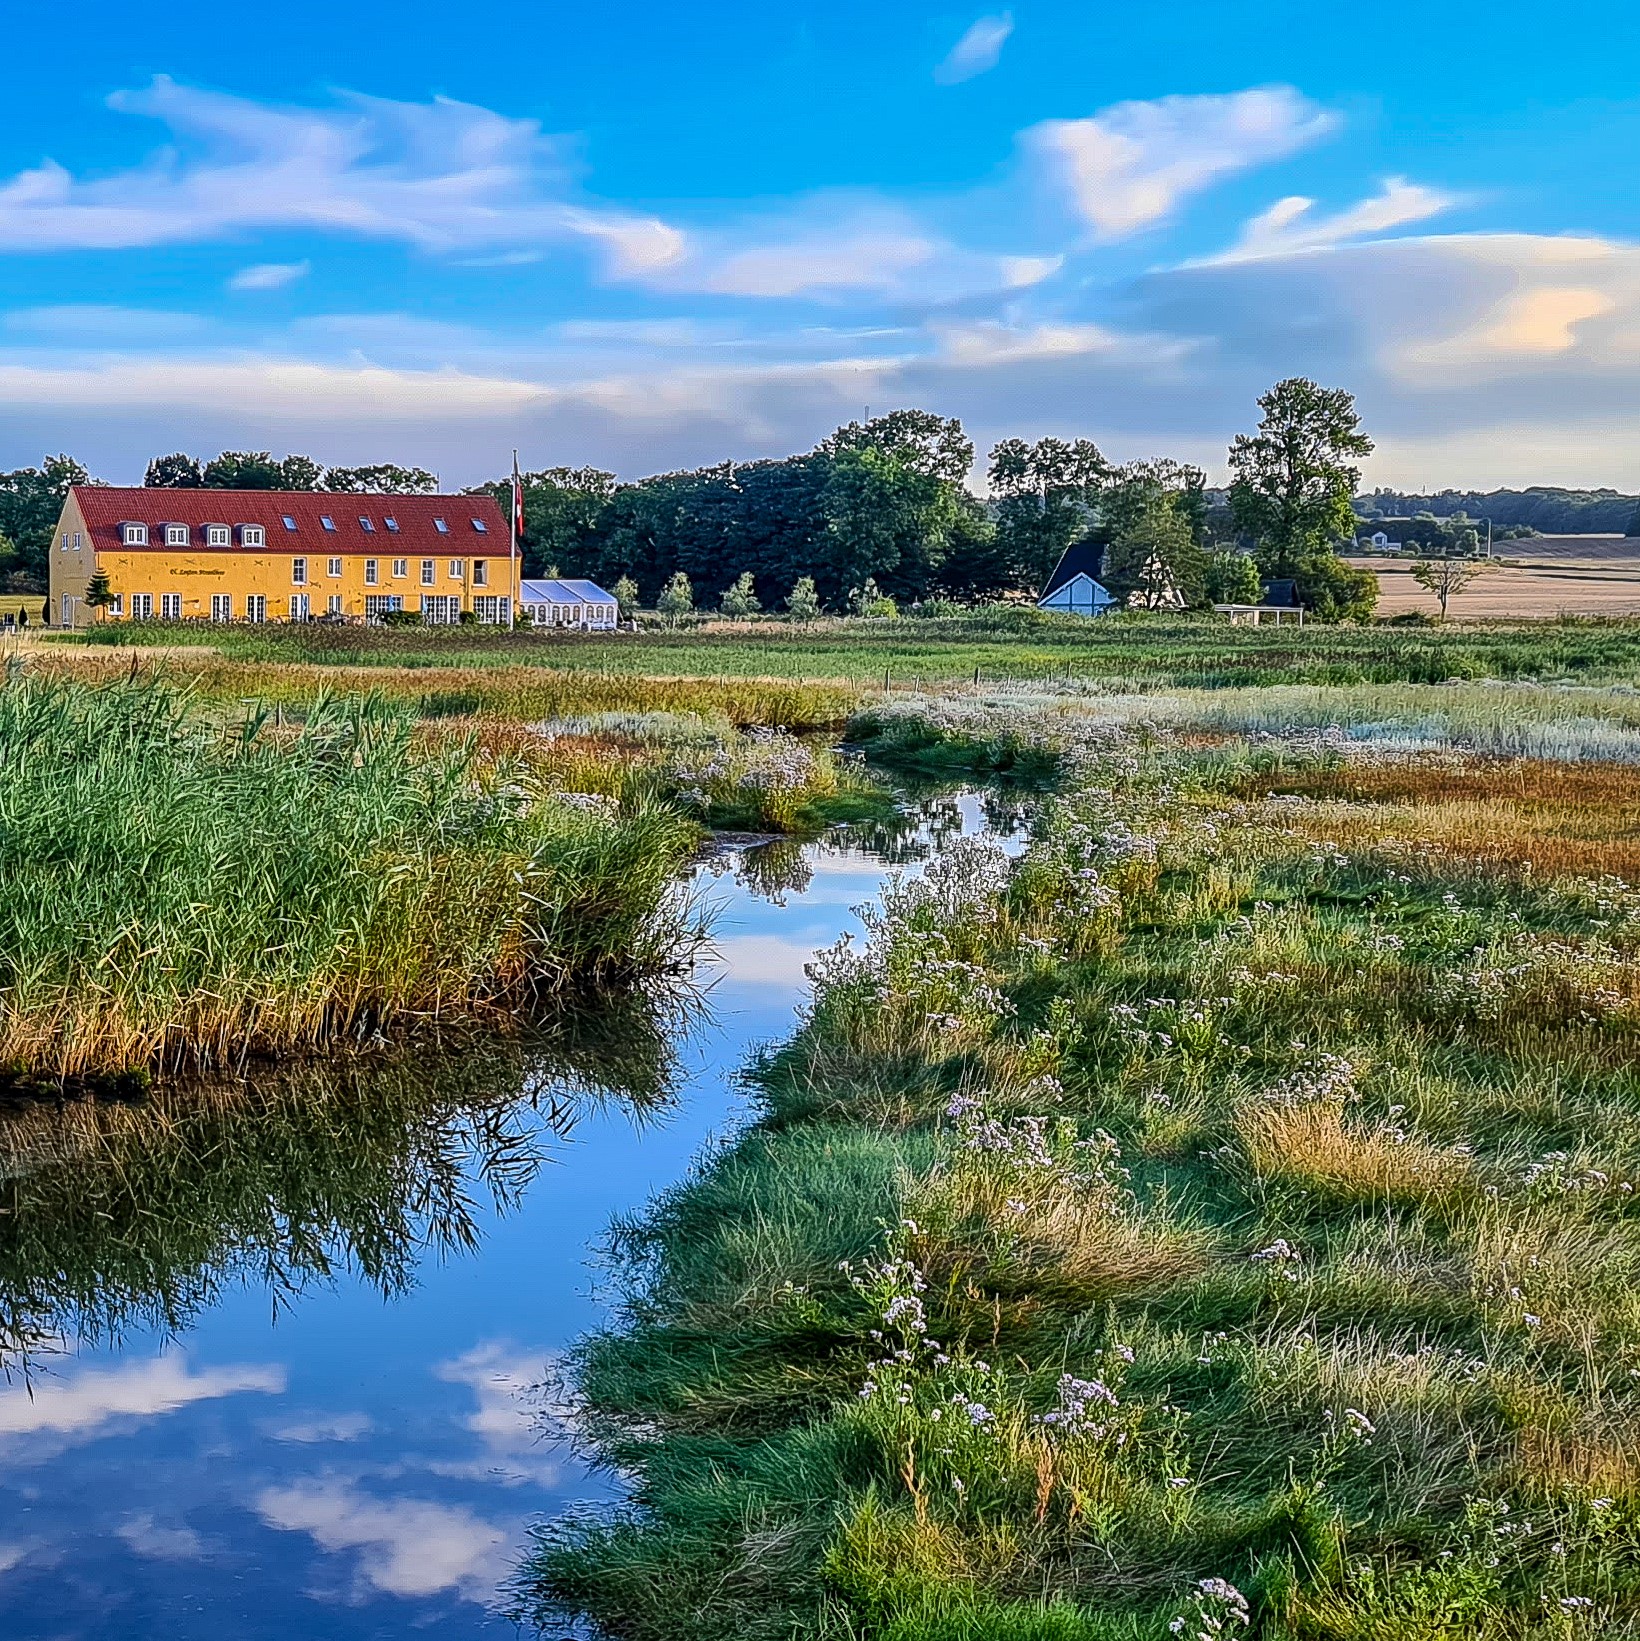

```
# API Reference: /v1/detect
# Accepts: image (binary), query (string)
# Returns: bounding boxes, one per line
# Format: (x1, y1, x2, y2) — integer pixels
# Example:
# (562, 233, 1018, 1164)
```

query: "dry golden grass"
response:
(1239, 1099, 1469, 1205)
(1255, 757, 1640, 880)
(1510, 1425, 1640, 1501)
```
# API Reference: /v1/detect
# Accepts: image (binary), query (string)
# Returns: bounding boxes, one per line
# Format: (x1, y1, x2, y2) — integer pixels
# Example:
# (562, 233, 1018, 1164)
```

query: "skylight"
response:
(384, 517, 399, 532)
(359, 517, 375, 532)
(471, 518, 488, 533)
(282, 515, 298, 532)
(321, 516, 337, 531)
(434, 517, 449, 533)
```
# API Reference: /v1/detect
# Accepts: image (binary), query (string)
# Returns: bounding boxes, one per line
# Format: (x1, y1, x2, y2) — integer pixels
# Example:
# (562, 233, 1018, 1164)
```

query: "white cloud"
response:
(706, 933, 822, 988)
(935, 13, 1014, 85)
(0, 1353, 285, 1447)
(434, 1341, 561, 1486)
(228, 260, 310, 291)
(1026, 86, 1337, 239)
(3, 305, 208, 342)
(255, 1480, 510, 1601)
(1216, 177, 1459, 261)
(0, 77, 685, 280)
(268, 1412, 375, 1444)
(116, 1513, 206, 1561)
(932, 319, 1125, 366)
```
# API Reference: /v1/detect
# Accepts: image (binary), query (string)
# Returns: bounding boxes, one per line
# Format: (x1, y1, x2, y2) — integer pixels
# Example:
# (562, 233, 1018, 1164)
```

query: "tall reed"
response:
(0, 672, 700, 1078)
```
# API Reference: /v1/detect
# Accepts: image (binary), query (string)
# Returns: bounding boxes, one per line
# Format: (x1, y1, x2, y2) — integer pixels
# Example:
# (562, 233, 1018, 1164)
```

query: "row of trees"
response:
(1359, 486, 1640, 537)
(0, 380, 1381, 617)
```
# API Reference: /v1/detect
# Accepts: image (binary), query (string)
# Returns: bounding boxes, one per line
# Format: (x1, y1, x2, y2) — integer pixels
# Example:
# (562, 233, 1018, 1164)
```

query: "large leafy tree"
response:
(145, 452, 203, 488)
(988, 437, 1109, 592)
(816, 409, 974, 486)
(200, 451, 326, 490)
(1229, 379, 1377, 619)
(1099, 466, 1208, 609)
(0, 454, 93, 590)
(326, 464, 438, 494)
(470, 467, 616, 577)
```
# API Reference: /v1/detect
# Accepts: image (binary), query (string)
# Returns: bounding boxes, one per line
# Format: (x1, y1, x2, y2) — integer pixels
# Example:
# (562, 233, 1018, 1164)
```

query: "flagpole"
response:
(509, 448, 519, 633)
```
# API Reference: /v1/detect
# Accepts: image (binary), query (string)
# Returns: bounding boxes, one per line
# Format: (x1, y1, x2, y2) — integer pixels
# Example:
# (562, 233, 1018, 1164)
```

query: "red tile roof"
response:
(72, 487, 511, 556)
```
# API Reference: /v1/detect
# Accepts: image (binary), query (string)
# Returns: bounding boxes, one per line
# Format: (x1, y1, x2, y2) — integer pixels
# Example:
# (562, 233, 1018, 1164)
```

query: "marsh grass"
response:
(0, 672, 701, 1078)
(524, 705, 1640, 1641)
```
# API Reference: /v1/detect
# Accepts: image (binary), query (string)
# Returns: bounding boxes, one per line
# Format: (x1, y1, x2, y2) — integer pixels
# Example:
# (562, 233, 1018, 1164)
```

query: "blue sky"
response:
(2, 0, 1638, 487)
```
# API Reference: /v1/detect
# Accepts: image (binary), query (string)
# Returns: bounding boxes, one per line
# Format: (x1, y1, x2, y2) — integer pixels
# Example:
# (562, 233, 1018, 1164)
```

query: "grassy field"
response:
(56, 607, 1640, 689)
(520, 697, 1640, 1640)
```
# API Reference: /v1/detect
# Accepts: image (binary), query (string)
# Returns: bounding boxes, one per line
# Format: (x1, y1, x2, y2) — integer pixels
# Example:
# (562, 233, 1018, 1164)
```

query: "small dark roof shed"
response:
(1260, 578, 1299, 607)
(1040, 542, 1106, 599)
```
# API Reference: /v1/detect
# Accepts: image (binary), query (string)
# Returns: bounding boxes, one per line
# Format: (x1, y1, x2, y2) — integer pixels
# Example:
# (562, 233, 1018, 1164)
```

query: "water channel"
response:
(0, 789, 1023, 1640)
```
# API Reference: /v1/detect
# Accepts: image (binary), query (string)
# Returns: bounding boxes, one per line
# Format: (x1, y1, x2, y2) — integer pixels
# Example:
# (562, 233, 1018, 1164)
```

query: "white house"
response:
(1036, 543, 1117, 617)
(1358, 530, 1403, 553)
(519, 577, 620, 629)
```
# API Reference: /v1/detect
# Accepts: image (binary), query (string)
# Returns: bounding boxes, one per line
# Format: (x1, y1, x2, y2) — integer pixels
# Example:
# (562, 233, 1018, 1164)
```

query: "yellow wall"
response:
(49, 498, 521, 628)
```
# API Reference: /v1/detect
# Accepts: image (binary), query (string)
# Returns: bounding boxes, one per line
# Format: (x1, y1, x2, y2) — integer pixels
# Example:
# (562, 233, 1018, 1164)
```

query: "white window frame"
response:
(472, 560, 488, 588)
(364, 558, 379, 586)
(448, 560, 464, 580)
(206, 524, 230, 547)
(327, 594, 343, 616)
(391, 558, 407, 580)
(108, 594, 124, 617)
(421, 594, 460, 625)
(289, 594, 310, 621)
(59, 532, 68, 551)
(122, 524, 148, 546)
(73, 531, 82, 551)
(210, 594, 232, 622)
(327, 557, 343, 578)
(420, 559, 435, 585)
(164, 524, 189, 547)
(130, 593, 153, 619)
(473, 595, 509, 625)
(240, 524, 266, 547)
(291, 557, 308, 585)
(160, 593, 182, 620)
(245, 594, 267, 624)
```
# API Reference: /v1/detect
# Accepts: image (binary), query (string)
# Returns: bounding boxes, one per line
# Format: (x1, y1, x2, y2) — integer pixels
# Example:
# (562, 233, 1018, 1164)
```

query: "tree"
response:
(1205, 550, 1263, 606)
(612, 575, 639, 621)
(719, 572, 760, 618)
(326, 464, 438, 494)
(786, 575, 820, 622)
(850, 577, 897, 619)
(1410, 553, 1490, 620)
(1229, 379, 1372, 575)
(1100, 490, 1199, 609)
(657, 571, 694, 626)
(84, 571, 115, 620)
(989, 436, 1109, 592)
(201, 451, 325, 490)
(1229, 379, 1376, 619)
(145, 453, 203, 488)
(816, 409, 974, 485)
(0, 454, 93, 591)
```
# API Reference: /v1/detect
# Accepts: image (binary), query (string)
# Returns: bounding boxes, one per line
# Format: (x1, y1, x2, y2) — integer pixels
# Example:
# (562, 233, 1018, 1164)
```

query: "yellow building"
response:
(50, 487, 519, 628)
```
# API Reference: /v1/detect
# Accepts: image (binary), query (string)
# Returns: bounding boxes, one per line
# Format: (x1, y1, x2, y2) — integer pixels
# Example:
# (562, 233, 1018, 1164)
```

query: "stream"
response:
(0, 789, 1023, 1640)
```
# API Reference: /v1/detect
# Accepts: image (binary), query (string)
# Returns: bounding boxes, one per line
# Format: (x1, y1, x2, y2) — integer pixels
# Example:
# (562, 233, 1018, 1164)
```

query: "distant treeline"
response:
(1358, 487, 1640, 536)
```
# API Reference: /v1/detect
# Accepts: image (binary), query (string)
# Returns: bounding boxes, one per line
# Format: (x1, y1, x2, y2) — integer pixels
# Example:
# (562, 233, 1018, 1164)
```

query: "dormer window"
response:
(163, 524, 189, 547)
(359, 517, 375, 533)
(205, 524, 230, 547)
(239, 524, 266, 548)
(434, 517, 449, 534)
(471, 518, 488, 533)
(282, 515, 298, 532)
(121, 523, 148, 546)
(384, 517, 400, 533)
(321, 515, 337, 531)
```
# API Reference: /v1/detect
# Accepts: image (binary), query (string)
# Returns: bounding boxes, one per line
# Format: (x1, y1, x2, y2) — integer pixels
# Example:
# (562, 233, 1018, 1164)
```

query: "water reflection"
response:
(0, 992, 692, 1373)
(0, 789, 1020, 1640)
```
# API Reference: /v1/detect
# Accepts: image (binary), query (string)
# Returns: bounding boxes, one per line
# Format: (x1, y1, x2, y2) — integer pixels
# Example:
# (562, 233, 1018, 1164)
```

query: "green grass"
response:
(0, 671, 701, 1079)
(59, 608, 1640, 689)
(521, 713, 1640, 1640)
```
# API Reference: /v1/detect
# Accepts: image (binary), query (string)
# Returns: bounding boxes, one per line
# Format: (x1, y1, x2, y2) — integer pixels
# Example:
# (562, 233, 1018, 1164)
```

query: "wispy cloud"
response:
(255, 1480, 510, 1601)
(0, 77, 685, 279)
(228, 260, 310, 291)
(1026, 86, 1337, 240)
(116, 1514, 206, 1561)
(0, 1353, 285, 1450)
(935, 13, 1014, 85)
(1215, 177, 1458, 262)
